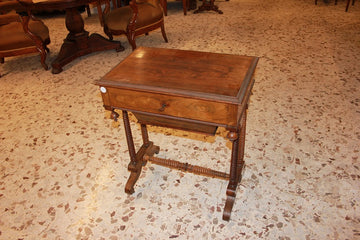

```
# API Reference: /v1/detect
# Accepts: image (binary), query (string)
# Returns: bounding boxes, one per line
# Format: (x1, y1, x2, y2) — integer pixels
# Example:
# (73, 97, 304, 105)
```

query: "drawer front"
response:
(103, 87, 239, 126)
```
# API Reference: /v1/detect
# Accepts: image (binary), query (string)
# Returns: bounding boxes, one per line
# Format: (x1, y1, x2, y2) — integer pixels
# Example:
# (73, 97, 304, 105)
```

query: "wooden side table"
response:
(95, 47, 259, 221)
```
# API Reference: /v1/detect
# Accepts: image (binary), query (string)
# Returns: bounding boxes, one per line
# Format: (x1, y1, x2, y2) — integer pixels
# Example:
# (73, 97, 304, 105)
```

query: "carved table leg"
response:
(236, 109, 247, 183)
(122, 111, 140, 194)
(122, 111, 159, 194)
(223, 130, 239, 221)
(223, 111, 247, 221)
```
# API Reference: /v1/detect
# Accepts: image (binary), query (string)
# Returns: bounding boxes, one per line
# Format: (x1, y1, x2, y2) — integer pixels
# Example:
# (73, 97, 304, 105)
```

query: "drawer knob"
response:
(159, 103, 167, 112)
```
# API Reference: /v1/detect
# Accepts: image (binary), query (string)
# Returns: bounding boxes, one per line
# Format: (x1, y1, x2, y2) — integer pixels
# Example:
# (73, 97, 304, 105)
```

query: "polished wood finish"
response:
(101, 87, 240, 126)
(19, 0, 124, 74)
(95, 47, 259, 221)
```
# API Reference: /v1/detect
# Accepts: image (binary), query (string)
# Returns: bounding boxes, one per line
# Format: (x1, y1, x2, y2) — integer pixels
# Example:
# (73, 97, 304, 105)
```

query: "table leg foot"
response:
(194, 1, 223, 14)
(51, 39, 76, 74)
(51, 33, 123, 74)
(125, 141, 159, 194)
(223, 194, 235, 221)
(51, 66, 63, 74)
(88, 33, 124, 52)
(125, 161, 143, 194)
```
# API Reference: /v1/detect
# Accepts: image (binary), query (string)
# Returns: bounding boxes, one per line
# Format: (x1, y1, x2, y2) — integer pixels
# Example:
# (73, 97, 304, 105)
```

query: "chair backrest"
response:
(93, 0, 123, 26)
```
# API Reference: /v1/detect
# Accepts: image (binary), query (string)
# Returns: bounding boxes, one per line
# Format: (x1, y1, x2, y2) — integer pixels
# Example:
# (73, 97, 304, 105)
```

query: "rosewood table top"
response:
(97, 47, 258, 131)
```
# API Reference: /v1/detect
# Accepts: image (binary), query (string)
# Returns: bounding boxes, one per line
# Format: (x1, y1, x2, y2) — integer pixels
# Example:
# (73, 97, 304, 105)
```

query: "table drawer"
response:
(101, 87, 239, 127)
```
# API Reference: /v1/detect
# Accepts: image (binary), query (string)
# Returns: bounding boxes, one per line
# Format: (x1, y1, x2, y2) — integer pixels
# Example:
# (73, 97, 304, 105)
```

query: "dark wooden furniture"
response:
(101, 0, 168, 50)
(95, 47, 259, 221)
(161, 0, 189, 15)
(344, 0, 355, 11)
(88, 0, 121, 26)
(315, 0, 332, 5)
(18, 0, 124, 74)
(0, 0, 50, 77)
(315, 0, 355, 11)
(315, 0, 334, 5)
(194, 0, 227, 14)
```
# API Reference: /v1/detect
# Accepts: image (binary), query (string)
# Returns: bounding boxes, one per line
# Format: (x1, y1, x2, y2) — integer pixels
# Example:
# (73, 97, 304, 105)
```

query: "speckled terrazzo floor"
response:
(1, 0, 360, 239)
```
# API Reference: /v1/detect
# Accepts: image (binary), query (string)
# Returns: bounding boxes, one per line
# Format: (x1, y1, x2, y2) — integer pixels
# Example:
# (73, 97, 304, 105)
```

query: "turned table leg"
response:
(223, 110, 247, 221)
(223, 130, 239, 221)
(122, 111, 159, 194)
(236, 109, 247, 183)
(122, 111, 141, 194)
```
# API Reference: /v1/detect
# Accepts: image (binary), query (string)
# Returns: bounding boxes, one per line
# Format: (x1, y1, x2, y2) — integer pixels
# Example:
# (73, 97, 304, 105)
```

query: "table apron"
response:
(101, 87, 243, 127)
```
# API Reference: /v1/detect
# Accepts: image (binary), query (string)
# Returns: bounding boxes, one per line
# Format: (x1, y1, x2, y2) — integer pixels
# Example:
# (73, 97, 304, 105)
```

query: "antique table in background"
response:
(194, 0, 226, 14)
(95, 47, 259, 221)
(19, 0, 124, 74)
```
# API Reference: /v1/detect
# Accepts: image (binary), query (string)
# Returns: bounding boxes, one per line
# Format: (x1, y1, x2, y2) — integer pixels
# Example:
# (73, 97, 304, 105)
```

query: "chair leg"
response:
(346, 0, 351, 11)
(182, 0, 187, 15)
(86, 5, 91, 16)
(161, 0, 167, 16)
(96, 3, 104, 26)
(104, 27, 114, 40)
(39, 48, 48, 70)
(335, 0, 338, 5)
(127, 32, 137, 50)
(161, 22, 168, 43)
(315, 0, 317, 5)
(0, 57, 3, 77)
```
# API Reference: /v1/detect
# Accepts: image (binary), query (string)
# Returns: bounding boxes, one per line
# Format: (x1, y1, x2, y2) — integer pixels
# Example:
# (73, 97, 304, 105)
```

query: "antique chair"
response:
(88, 0, 121, 26)
(0, 0, 50, 77)
(101, 0, 168, 50)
